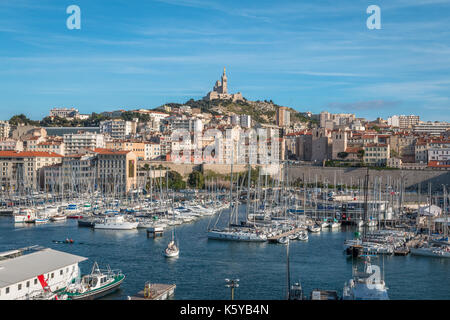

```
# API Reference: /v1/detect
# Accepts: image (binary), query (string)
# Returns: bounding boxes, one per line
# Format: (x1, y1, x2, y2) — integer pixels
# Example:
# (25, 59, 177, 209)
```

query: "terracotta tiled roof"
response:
(0, 151, 63, 158)
(428, 161, 450, 168)
(93, 148, 131, 155)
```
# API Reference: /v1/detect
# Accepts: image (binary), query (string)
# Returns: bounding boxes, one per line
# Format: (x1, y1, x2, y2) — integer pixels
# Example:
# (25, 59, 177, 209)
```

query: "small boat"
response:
(278, 236, 289, 244)
(164, 240, 179, 258)
(63, 262, 125, 300)
(288, 233, 297, 240)
(50, 215, 67, 222)
(53, 238, 74, 244)
(34, 217, 49, 224)
(297, 231, 309, 241)
(308, 224, 321, 233)
(328, 219, 341, 229)
(319, 220, 329, 228)
(289, 282, 303, 300)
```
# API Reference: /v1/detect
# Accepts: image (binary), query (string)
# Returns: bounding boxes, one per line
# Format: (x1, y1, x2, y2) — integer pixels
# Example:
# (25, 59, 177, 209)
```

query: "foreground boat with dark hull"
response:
(62, 262, 125, 300)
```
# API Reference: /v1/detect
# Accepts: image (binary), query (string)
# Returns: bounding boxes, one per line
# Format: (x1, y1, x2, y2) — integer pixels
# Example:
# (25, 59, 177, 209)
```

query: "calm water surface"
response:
(0, 208, 448, 300)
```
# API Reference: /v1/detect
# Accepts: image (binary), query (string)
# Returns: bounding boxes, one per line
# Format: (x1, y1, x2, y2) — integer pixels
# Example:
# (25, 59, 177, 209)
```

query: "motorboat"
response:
(297, 230, 309, 241)
(62, 262, 125, 300)
(342, 256, 389, 300)
(308, 224, 321, 233)
(277, 236, 289, 244)
(14, 208, 36, 223)
(94, 215, 138, 230)
(50, 215, 67, 222)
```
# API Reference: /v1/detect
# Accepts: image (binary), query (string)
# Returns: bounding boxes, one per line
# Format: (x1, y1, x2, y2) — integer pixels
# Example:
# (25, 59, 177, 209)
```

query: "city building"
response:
(0, 151, 63, 192)
(49, 107, 79, 119)
(363, 143, 390, 166)
(105, 140, 145, 161)
(276, 107, 290, 127)
(63, 132, 105, 155)
(0, 121, 10, 139)
(44, 154, 97, 193)
(0, 139, 23, 152)
(94, 148, 137, 193)
(413, 121, 450, 136)
(100, 119, 136, 140)
(28, 141, 65, 156)
(388, 115, 420, 128)
(144, 142, 161, 161)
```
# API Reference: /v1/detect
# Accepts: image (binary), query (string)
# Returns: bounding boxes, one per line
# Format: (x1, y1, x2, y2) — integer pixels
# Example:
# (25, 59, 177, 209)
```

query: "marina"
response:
(0, 202, 449, 300)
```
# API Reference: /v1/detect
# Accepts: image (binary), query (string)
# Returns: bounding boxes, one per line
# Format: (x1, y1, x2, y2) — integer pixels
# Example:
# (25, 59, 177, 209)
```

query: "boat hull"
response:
(68, 276, 125, 300)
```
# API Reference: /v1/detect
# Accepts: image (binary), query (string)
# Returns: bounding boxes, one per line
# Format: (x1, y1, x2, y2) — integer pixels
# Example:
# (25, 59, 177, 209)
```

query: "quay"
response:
(268, 227, 306, 243)
(128, 283, 176, 300)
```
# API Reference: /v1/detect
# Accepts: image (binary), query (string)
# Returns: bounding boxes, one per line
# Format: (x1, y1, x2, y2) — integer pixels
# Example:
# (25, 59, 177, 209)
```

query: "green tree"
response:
(337, 152, 349, 159)
(188, 171, 205, 189)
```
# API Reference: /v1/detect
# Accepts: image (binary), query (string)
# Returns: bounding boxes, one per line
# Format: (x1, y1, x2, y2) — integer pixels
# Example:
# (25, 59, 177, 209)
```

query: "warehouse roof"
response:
(0, 248, 87, 288)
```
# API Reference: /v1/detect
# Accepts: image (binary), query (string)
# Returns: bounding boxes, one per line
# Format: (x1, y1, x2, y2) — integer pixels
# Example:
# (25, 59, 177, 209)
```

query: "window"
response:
(18, 284, 22, 290)
(51, 273, 54, 279)
(34, 279, 37, 285)
(26, 281, 30, 288)
(60, 270, 63, 276)
(6, 287, 9, 294)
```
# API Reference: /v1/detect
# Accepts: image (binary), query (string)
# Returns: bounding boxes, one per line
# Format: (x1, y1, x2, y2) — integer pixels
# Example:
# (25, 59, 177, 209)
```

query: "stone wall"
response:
(287, 166, 449, 191)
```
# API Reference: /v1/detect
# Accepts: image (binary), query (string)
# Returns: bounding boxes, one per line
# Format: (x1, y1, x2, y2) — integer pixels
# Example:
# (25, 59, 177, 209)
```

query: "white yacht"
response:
(342, 257, 389, 300)
(410, 245, 450, 258)
(94, 215, 138, 230)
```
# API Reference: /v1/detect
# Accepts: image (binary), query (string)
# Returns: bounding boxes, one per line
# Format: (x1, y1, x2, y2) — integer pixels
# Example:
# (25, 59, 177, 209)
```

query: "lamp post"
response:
(225, 278, 239, 300)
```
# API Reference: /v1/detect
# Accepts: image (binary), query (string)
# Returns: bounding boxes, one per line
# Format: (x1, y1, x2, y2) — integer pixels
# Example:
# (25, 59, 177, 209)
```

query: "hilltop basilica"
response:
(203, 67, 244, 102)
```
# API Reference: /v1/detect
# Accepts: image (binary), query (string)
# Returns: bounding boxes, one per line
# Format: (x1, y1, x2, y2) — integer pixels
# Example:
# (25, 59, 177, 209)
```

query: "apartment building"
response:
(144, 142, 161, 160)
(29, 141, 65, 156)
(94, 148, 137, 193)
(0, 121, 10, 139)
(63, 132, 105, 155)
(363, 144, 390, 166)
(100, 119, 136, 140)
(413, 121, 450, 136)
(44, 154, 97, 192)
(0, 151, 63, 191)
(105, 140, 145, 160)
(276, 107, 290, 127)
(388, 115, 420, 129)
(0, 139, 23, 152)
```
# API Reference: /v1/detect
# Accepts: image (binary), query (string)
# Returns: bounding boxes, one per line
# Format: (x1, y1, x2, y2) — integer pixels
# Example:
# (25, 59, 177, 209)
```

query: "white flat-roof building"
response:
(0, 247, 87, 300)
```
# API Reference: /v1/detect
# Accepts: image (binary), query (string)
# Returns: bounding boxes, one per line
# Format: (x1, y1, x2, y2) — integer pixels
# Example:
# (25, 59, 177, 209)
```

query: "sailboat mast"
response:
(363, 167, 369, 239)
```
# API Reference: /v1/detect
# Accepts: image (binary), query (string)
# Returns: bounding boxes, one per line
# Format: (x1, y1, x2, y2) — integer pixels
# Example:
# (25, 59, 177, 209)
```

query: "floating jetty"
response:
(128, 283, 176, 300)
(147, 226, 164, 238)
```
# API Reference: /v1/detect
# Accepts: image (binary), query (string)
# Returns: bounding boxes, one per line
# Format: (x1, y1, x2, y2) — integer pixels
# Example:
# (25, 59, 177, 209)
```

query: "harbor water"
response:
(0, 207, 449, 300)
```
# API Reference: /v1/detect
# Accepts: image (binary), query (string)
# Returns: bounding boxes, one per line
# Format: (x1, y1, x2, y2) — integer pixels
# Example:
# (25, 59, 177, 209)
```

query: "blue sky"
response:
(0, 0, 449, 121)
